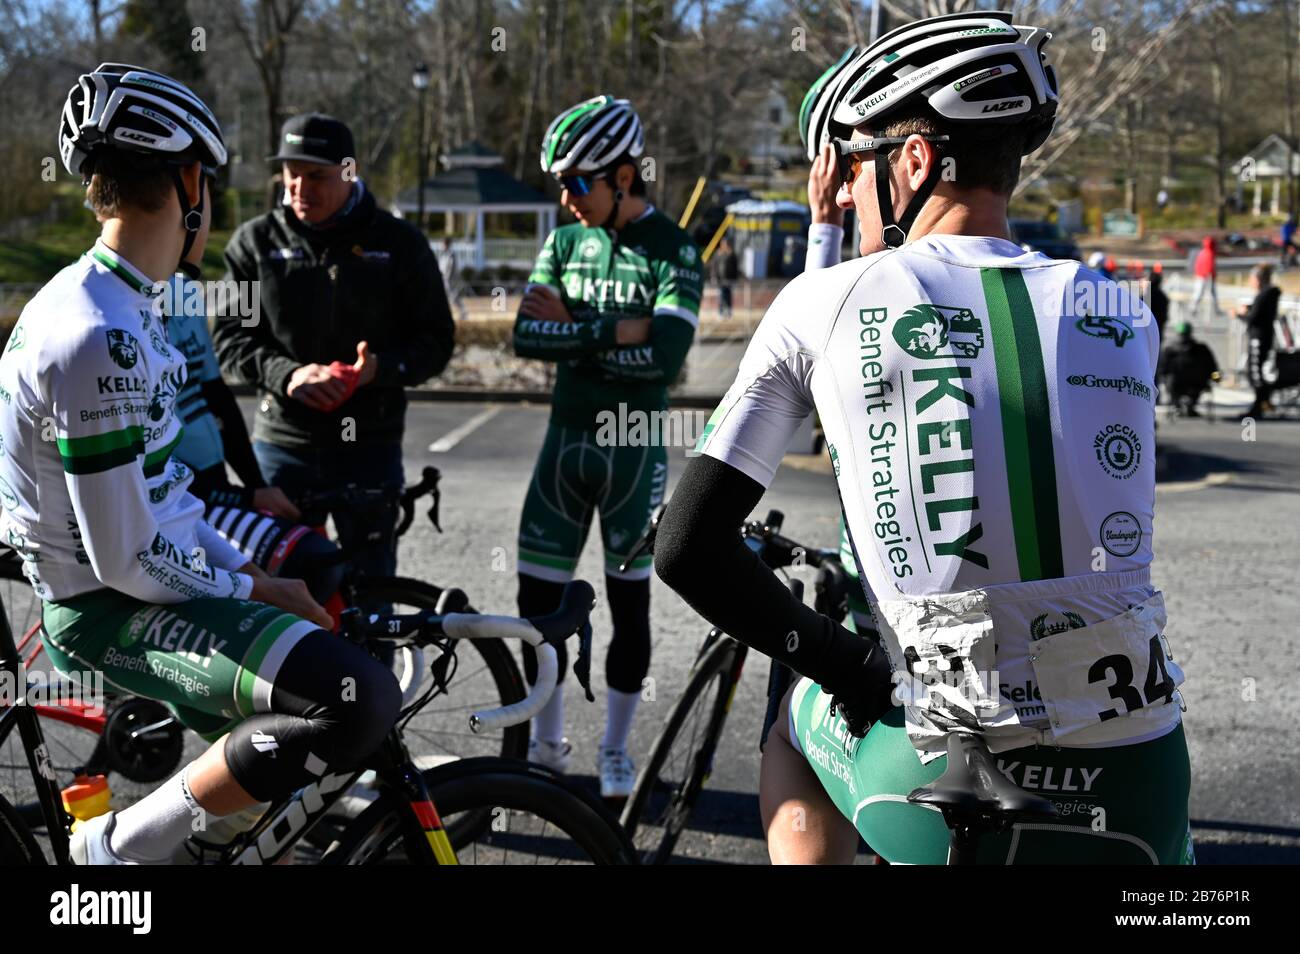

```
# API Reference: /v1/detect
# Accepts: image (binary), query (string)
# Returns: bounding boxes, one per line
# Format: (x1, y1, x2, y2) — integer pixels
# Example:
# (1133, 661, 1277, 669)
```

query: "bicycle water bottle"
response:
(62, 774, 111, 828)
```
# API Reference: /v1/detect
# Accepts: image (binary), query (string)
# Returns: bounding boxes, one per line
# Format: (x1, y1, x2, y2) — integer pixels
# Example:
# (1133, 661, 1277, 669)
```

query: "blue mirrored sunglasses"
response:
(556, 173, 603, 196)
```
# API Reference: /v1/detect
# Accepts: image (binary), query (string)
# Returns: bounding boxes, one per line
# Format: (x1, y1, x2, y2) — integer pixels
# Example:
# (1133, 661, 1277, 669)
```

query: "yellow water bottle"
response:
(62, 773, 111, 830)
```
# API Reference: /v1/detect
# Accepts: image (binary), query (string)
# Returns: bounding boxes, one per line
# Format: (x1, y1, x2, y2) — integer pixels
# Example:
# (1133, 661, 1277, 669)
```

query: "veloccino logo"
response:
(1066, 372, 1153, 402)
(1093, 423, 1142, 479)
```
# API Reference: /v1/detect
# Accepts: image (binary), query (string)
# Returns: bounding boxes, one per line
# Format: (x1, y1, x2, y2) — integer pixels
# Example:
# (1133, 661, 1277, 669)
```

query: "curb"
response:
(228, 384, 726, 408)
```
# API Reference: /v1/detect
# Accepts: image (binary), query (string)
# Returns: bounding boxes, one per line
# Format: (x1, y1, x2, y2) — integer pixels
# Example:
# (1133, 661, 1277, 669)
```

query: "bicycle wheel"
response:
(350, 577, 528, 765)
(322, 758, 636, 865)
(0, 570, 127, 816)
(620, 634, 741, 864)
(0, 793, 46, 864)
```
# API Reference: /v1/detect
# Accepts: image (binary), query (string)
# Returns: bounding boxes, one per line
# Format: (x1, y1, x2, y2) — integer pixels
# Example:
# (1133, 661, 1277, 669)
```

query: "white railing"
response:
(432, 238, 544, 271)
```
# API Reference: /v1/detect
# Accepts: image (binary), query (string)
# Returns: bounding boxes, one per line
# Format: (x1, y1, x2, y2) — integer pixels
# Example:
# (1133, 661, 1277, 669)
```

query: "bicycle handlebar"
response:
(295, 466, 443, 538)
(339, 580, 596, 733)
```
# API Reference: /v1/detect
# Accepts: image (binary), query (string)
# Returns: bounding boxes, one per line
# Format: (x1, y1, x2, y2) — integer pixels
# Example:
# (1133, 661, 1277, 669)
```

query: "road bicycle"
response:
(0, 466, 527, 817)
(617, 506, 853, 863)
(0, 579, 637, 865)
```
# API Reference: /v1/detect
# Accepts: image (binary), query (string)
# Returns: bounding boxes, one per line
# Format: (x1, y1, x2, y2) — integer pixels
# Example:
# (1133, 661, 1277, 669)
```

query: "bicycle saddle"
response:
(908, 732, 1057, 827)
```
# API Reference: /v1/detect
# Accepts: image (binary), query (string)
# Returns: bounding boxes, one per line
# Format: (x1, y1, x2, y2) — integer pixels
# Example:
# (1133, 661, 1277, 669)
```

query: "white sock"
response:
(602, 687, 641, 751)
(108, 765, 219, 864)
(532, 684, 565, 745)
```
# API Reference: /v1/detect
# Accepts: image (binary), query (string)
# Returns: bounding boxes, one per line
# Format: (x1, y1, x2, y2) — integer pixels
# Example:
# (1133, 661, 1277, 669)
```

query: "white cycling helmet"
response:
(60, 63, 227, 276)
(830, 11, 1058, 153)
(823, 11, 1059, 248)
(60, 62, 227, 178)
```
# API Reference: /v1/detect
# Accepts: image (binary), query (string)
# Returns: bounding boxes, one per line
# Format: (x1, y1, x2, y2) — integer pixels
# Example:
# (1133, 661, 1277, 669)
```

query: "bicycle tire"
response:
(349, 576, 529, 763)
(0, 793, 47, 864)
(321, 757, 636, 865)
(620, 634, 740, 864)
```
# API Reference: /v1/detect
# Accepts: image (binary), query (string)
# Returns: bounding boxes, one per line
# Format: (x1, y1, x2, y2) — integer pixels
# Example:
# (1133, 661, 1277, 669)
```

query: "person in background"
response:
(1158, 322, 1218, 417)
(1148, 264, 1170, 342)
(439, 236, 468, 320)
(1281, 216, 1299, 267)
(1188, 236, 1219, 321)
(710, 237, 738, 318)
(212, 113, 455, 581)
(1235, 263, 1280, 419)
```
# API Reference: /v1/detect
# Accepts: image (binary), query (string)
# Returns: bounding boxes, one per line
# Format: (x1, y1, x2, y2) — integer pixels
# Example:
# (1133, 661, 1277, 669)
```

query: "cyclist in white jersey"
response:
(656, 13, 1192, 864)
(0, 64, 400, 864)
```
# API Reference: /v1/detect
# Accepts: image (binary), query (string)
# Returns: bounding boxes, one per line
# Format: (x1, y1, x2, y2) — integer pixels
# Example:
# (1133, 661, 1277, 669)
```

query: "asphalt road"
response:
(3, 392, 1297, 864)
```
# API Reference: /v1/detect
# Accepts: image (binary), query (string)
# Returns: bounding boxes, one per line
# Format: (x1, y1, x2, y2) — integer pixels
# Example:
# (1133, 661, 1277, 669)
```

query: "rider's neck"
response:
(100, 216, 187, 286)
(905, 189, 1012, 243)
(613, 195, 649, 231)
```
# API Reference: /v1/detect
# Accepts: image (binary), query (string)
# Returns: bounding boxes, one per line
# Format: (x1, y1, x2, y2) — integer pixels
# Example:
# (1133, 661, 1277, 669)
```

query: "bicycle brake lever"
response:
(427, 484, 442, 533)
(572, 620, 595, 703)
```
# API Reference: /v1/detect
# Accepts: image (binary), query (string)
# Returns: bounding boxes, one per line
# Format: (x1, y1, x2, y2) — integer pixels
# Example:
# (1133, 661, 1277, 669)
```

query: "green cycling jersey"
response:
(513, 205, 703, 430)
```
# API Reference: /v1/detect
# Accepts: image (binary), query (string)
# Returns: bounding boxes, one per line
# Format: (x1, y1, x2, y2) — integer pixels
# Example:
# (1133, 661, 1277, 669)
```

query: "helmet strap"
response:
(170, 165, 205, 273)
(874, 149, 944, 249)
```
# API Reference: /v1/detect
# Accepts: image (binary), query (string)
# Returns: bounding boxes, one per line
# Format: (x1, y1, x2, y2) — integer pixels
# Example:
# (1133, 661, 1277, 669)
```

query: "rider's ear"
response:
(180, 162, 204, 206)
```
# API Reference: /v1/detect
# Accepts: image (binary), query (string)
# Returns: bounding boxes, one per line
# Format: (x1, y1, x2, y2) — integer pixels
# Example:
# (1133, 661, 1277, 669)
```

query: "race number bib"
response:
(1030, 592, 1183, 736)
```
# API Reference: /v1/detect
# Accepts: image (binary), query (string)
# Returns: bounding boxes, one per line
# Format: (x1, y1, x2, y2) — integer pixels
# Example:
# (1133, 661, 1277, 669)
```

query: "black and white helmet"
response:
(540, 95, 644, 176)
(829, 11, 1058, 154)
(60, 63, 227, 179)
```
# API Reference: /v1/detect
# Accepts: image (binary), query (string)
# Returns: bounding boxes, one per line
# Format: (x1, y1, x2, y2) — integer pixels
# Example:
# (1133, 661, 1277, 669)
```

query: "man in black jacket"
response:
(212, 113, 455, 577)
(1158, 322, 1218, 416)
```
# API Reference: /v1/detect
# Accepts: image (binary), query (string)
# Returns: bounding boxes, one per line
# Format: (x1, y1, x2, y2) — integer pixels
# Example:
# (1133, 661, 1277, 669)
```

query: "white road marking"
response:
(428, 405, 503, 453)
(1155, 472, 1233, 494)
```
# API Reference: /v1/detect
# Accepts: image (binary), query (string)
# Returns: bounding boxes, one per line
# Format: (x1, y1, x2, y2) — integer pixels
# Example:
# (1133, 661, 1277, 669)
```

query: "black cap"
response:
(267, 113, 355, 165)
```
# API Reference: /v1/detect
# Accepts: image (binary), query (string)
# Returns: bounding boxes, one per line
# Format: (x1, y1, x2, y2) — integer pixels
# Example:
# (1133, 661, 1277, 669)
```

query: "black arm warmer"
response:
(654, 454, 891, 702)
(200, 378, 265, 491)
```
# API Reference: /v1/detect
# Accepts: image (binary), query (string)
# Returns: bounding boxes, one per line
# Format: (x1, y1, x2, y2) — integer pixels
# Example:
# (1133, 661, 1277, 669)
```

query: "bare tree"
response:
(224, 0, 308, 203)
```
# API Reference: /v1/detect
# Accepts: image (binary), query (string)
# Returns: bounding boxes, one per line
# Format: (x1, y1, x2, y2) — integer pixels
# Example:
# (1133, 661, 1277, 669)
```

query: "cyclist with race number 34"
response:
(0, 64, 401, 865)
(656, 11, 1193, 865)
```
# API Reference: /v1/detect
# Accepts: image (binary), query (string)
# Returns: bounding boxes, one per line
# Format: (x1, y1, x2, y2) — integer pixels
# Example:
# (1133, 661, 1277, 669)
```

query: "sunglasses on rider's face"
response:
(555, 173, 607, 197)
(833, 135, 949, 189)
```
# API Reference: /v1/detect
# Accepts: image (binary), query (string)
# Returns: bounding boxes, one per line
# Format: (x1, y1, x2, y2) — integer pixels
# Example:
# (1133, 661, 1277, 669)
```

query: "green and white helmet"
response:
(539, 95, 644, 176)
(798, 46, 859, 163)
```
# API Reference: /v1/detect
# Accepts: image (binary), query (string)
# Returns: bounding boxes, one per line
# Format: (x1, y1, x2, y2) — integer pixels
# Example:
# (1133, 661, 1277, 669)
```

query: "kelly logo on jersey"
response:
(106, 329, 139, 369)
(892, 304, 986, 360)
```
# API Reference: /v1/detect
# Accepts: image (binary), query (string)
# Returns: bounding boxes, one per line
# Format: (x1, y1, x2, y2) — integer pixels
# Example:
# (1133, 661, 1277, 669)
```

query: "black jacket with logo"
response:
(211, 188, 455, 447)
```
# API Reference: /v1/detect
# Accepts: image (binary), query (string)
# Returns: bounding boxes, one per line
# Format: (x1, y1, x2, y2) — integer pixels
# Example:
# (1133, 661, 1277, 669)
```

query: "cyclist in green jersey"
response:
(514, 96, 702, 797)
(0, 65, 400, 864)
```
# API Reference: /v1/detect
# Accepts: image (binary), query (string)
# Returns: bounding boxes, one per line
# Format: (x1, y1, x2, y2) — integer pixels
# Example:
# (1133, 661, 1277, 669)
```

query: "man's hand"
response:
(352, 340, 379, 387)
(250, 575, 333, 630)
(252, 486, 301, 521)
(287, 364, 349, 411)
(615, 317, 652, 345)
(519, 285, 572, 323)
(809, 142, 845, 227)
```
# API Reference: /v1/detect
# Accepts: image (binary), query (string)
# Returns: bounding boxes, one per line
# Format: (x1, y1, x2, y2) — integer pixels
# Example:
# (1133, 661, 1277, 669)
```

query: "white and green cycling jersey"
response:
(0, 240, 253, 603)
(699, 233, 1183, 758)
